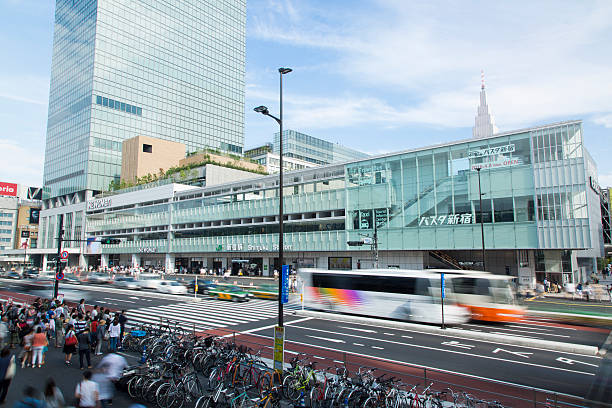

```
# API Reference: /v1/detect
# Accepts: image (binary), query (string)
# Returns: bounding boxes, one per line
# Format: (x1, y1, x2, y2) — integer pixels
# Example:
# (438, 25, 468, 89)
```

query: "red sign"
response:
(0, 182, 17, 197)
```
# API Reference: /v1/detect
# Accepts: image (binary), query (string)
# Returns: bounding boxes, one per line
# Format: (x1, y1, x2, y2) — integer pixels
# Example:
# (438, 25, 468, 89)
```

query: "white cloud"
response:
(249, 1, 612, 131)
(599, 173, 612, 188)
(594, 114, 612, 128)
(0, 139, 44, 187)
(0, 75, 49, 106)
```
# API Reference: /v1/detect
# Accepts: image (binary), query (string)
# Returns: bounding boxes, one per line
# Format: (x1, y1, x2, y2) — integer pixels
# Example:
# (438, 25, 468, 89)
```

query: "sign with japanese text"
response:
(281, 265, 290, 304)
(273, 326, 284, 371)
(419, 213, 475, 226)
(468, 144, 515, 158)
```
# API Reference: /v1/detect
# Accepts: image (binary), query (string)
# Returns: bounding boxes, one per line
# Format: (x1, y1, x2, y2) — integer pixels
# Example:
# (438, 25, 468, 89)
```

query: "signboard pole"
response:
(273, 325, 285, 373)
(53, 214, 64, 299)
(441, 272, 446, 330)
(195, 276, 198, 300)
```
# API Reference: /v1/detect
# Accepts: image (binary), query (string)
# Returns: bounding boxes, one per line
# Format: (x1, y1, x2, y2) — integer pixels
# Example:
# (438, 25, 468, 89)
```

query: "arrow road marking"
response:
(492, 348, 533, 358)
(556, 357, 599, 368)
(442, 341, 475, 350)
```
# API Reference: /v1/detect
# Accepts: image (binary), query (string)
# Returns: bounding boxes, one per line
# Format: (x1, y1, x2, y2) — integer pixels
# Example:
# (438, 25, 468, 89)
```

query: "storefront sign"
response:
(216, 243, 293, 252)
(468, 144, 515, 158)
(471, 158, 520, 171)
(137, 247, 158, 253)
(21, 231, 30, 238)
(0, 182, 17, 197)
(29, 209, 40, 224)
(87, 197, 112, 211)
(419, 213, 475, 226)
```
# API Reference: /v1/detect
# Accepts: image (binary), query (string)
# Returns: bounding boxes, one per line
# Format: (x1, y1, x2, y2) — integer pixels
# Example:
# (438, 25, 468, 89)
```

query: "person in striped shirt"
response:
(73, 315, 87, 334)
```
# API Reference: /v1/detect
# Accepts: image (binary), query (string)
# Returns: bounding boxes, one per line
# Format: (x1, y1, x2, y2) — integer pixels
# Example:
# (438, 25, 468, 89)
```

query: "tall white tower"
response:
(472, 71, 498, 139)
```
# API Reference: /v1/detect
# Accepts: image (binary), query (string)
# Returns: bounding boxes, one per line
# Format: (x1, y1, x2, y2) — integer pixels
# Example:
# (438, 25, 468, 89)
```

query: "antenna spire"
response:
(481, 70, 485, 90)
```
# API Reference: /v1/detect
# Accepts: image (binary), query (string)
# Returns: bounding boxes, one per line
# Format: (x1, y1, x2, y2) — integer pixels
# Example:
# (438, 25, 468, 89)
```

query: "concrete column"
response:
(262, 257, 270, 277)
(79, 253, 86, 269)
(42, 254, 48, 272)
(165, 253, 175, 274)
(131, 253, 141, 268)
(101, 254, 109, 269)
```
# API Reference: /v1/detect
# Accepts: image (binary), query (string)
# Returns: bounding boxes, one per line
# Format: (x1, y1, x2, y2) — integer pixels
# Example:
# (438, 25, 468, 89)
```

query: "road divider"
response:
(296, 310, 600, 357)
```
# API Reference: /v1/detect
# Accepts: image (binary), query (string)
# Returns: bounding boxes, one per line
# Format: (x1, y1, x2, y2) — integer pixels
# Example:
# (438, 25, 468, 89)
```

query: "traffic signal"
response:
(347, 241, 364, 246)
(100, 237, 121, 245)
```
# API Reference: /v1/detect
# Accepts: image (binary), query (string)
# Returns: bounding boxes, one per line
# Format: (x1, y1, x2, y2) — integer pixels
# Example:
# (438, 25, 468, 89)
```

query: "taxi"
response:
(209, 285, 253, 302)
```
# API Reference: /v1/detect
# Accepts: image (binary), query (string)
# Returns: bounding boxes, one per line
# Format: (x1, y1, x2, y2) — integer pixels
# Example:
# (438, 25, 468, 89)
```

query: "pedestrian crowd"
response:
(0, 296, 133, 407)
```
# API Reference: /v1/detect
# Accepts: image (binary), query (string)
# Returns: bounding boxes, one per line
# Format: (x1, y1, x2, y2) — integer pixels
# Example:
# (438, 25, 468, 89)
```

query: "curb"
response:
(295, 310, 600, 357)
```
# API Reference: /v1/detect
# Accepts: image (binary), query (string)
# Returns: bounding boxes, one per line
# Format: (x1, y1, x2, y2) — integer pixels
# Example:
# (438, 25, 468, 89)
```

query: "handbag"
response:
(65, 332, 77, 346)
(5, 356, 16, 379)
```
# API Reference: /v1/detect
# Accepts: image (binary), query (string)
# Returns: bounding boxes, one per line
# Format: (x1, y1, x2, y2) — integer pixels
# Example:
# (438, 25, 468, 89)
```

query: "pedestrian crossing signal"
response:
(100, 238, 121, 244)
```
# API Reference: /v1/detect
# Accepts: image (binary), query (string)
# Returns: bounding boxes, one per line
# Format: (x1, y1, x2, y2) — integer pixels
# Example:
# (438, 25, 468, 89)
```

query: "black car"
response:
(185, 279, 216, 294)
(23, 269, 39, 279)
(6, 271, 21, 279)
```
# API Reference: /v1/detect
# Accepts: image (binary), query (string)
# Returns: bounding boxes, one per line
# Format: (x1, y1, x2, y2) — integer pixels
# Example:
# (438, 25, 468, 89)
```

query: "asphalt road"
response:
(1, 278, 610, 400)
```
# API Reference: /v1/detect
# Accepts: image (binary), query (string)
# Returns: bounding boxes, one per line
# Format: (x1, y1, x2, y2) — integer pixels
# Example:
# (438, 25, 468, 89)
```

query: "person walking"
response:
(118, 311, 127, 347)
(0, 347, 16, 404)
(0, 316, 8, 349)
(78, 327, 92, 370)
(92, 365, 114, 408)
(75, 371, 100, 408)
(63, 324, 77, 366)
(55, 314, 66, 348)
(43, 378, 65, 408)
(31, 327, 48, 368)
(20, 328, 34, 368)
(108, 318, 120, 352)
(12, 386, 44, 408)
(95, 319, 105, 356)
(77, 299, 86, 316)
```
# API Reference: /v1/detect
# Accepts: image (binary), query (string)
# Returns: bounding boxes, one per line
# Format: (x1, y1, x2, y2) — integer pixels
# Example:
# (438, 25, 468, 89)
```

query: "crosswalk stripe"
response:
(155, 303, 277, 320)
(127, 307, 245, 326)
(126, 315, 213, 332)
(155, 300, 279, 317)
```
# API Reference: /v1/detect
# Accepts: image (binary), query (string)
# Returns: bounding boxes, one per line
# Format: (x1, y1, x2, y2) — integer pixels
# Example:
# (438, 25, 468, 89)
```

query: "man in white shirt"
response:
(75, 371, 99, 408)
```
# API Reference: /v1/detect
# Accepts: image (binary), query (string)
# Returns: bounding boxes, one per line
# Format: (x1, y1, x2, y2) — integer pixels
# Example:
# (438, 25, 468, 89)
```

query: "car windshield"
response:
(170, 282, 181, 286)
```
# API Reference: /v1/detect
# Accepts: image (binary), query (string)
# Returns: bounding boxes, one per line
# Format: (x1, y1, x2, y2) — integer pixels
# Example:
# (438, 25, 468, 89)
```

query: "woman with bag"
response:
(63, 324, 77, 366)
(32, 327, 49, 368)
(0, 347, 16, 404)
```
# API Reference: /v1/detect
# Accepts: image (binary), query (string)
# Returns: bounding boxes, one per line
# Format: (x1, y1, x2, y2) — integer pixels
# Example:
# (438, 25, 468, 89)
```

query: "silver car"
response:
(114, 276, 141, 290)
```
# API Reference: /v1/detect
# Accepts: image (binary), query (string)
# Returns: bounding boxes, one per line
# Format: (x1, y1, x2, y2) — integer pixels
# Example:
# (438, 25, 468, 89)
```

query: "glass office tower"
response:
(273, 130, 369, 165)
(43, 0, 246, 198)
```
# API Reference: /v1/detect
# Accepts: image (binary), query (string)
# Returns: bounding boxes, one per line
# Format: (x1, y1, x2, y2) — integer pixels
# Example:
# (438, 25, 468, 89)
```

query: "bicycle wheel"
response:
(201, 354, 216, 376)
(156, 382, 172, 408)
(127, 376, 141, 399)
(208, 367, 224, 390)
(281, 375, 302, 401)
(195, 395, 214, 408)
(309, 384, 325, 408)
(145, 379, 164, 403)
(257, 371, 274, 397)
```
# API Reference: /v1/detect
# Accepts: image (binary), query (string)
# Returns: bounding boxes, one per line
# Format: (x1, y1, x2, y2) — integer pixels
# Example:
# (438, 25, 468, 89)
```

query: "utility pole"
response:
(53, 214, 64, 299)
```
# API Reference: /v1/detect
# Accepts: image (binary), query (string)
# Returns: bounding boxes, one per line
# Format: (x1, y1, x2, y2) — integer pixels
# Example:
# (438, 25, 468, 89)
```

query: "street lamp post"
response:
(475, 167, 486, 270)
(254, 67, 292, 328)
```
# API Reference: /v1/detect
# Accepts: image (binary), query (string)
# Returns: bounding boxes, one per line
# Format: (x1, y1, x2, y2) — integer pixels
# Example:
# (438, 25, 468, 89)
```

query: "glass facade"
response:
(44, 0, 246, 198)
(273, 130, 369, 165)
(84, 121, 597, 256)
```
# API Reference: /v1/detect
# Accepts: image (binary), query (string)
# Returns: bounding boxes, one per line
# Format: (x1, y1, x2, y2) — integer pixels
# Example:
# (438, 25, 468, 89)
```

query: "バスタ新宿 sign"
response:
(468, 144, 515, 158)
(419, 213, 475, 226)
(0, 182, 18, 197)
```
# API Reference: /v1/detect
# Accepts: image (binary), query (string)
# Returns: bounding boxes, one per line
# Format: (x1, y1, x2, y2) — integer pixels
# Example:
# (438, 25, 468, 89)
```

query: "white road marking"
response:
(492, 348, 533, 359)
(222, 317, 313, 338)
(371, 346, 384, 350)
(511, 322, 577, 331)
(129, 297, 140, 300)
(401, 335, 414, 339)
(247, 332, 596, 377)
(383, 332, 395, 336)
(353, 343, 365, 346)
(482, 326, 571, 338)
(556, 357, 599, 368)
(307, 335, 345, 343)
(104, 297, 136, 303)
(338, 326, 377, 334)
(441, 341, 475, 350)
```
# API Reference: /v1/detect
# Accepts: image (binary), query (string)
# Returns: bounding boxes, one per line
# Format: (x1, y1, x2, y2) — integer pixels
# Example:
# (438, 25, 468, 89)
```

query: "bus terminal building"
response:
(36, 120, 603, 288)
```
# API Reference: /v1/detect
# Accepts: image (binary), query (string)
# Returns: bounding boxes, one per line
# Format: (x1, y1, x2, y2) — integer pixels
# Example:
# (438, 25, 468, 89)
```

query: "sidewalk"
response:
(2, 346, 139, 406)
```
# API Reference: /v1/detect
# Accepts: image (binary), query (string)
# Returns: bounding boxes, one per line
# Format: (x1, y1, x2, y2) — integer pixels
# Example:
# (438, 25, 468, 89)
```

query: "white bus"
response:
(299, 268, 470, 325)
(430, 270, 524, 323)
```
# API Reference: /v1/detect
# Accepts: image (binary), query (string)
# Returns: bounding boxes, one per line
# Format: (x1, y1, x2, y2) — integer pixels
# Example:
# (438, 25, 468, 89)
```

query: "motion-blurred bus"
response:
(434, 270, 525, 323)
(299, 268, 470, 325)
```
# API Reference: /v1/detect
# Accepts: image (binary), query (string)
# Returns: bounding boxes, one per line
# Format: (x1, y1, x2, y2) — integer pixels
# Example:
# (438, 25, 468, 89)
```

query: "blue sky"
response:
(1, 0, 611, 187)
